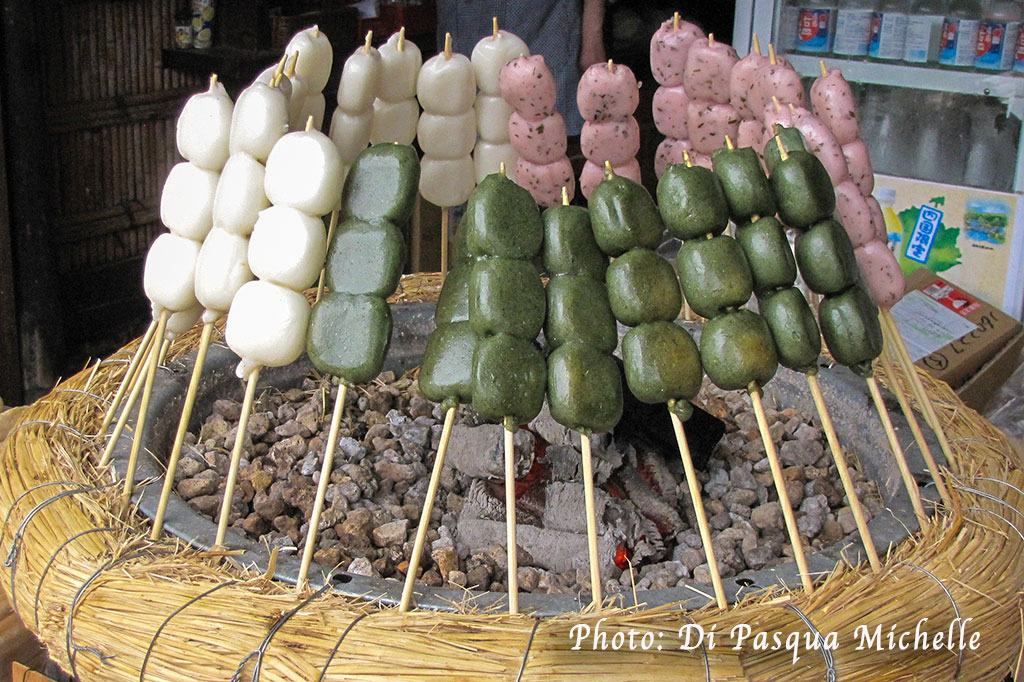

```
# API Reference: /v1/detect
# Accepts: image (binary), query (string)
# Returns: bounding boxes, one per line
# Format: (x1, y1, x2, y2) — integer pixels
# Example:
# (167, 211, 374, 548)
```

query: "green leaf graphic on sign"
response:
(929, 196, 945, 206)
(897, 205, 962, 273)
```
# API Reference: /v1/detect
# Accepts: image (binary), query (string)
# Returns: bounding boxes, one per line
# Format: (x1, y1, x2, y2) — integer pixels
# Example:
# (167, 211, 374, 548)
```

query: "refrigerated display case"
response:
(733, 0, 1024, 320)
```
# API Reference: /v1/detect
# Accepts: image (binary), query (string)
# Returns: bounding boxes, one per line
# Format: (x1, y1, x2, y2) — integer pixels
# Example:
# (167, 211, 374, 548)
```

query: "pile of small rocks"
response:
(175, 370, 880, 596)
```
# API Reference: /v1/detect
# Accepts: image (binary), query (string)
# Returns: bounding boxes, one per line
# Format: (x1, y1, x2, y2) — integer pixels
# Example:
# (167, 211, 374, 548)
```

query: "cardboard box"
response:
(956, 330, 1024, 412)
(890, 268, 1023, 410)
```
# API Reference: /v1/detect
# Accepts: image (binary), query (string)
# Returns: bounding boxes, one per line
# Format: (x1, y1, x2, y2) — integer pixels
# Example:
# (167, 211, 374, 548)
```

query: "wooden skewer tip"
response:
(364, 30, 373, 54)
(606, 58, 614, 71)
(682, 149, 693, 167)
(561, 186, 569, 206)
(673, 11, 680, 30)
(209, 73, 218, 88)
(444, 32, 453, 59)
(820, 59, 828, 78)
(724, 135, 735, 150)
(305, 115, 314, 132)
(768, 42, 777, 64)
(286, 51, 299, 79)
(493, 16, 499, 39)
(708, 33, 715, 46)
(752, 33, 761, 54)
(774, 134, 789, 161)
(397, 26, 406, 51)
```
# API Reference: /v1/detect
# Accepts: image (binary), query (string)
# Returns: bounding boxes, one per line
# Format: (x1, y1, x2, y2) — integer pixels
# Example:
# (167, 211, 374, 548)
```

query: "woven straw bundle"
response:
(2, 275, 1024, 681)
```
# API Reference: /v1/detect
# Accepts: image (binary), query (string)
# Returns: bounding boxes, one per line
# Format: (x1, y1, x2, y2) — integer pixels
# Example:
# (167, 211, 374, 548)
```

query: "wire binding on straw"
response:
(233, 580, 335, 682)
(677, 611, 711, 682)
(894, 561, 963, 681)
(7, 482, 117, 619)
(67, 550, 157, 680)
(97, 358, 132, 367)
(34, 527, 117, 629)
(782, 603, 836, 682)
(140, 580, 239, 682)
(952, 485, 1024, 523)
(0, 480, 81, 547)
(515, 618, 542, 682)
(316, 612, 370, 682)
(13, 420, 89, 441)
(965, 506, 1024, 542)
(51, 388, 111, 404)
(974, 476, 1024, 503)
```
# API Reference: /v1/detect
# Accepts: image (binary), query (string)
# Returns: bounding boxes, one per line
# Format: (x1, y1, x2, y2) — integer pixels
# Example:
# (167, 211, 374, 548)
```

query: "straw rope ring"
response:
(3, 277, 1024, 681)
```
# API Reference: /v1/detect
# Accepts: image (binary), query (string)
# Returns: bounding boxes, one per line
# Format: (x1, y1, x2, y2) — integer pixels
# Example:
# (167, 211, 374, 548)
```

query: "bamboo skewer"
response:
(749, 385, 815, 593)
(297, 383, 349, 591)
(806, 373, 881, 572)
(504, 423, 519, 614)
(865, 375, 928, 527)
(669, 409, 727, 608)
(440, 207, 450, 278)
(410, 197, 423, 273)
(98, 331, 163, 467)
(400, 405, 456, 611)
(578, 433, 604, 611)
(315, 210, 340, 303)
(752, 33, 761, 55)
(117, 310, 169, 517)
(214, 368, 262, 549)
(878, 327, 952, 507)
(150, 321, 216, 540)
(99, 319, 157, 434)
(879, 310, 956, 496)
(156, 337, 171, 368)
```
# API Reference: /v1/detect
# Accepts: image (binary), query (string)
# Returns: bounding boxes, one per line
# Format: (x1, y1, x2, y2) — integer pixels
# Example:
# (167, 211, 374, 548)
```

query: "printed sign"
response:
(904, 205, 943, 264)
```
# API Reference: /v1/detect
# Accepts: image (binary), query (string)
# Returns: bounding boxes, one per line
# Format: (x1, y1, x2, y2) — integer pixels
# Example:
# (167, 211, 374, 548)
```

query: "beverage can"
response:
(1014, 25, 1024, 70)
(976, 19, 1022, 69)
(939, 17, 982, 65)
(191, 0, 215, 49)
(834, 9, 875, 55)
(904, 14, 945, 62)
(794, 8, 835, 53)
(869, 11, 910, 59)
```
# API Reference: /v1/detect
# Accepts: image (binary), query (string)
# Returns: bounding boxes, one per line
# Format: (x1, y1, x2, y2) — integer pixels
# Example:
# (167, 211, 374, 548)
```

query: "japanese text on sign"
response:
(905, 205, 944, 264)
